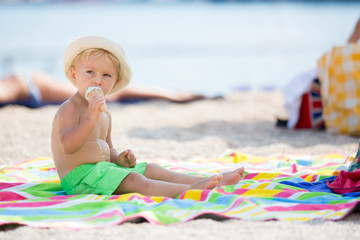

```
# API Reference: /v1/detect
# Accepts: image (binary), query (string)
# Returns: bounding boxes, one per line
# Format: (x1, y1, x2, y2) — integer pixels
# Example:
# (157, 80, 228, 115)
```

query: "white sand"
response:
(0, 90, 359, 239)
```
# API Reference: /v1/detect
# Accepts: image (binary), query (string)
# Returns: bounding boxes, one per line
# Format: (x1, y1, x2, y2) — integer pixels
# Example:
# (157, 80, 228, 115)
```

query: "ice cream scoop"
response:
(85, 87, 108, 113)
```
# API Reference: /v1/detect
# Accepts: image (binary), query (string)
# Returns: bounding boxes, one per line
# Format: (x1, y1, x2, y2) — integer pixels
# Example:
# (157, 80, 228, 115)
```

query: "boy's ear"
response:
(70, 67, 77, 84)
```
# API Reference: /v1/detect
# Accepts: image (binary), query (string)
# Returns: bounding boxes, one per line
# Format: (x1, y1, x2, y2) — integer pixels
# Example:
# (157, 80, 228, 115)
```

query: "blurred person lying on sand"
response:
(51, 36, 244, 198)
(0, 71, 209, 108)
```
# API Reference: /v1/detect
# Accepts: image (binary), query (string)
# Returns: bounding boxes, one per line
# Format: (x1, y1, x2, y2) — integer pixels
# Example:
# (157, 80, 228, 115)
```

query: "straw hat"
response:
(63, 36, 131, 94)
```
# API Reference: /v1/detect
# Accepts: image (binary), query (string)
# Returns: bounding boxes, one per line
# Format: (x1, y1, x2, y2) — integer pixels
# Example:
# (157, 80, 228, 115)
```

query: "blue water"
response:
(0, 2, 359, 94)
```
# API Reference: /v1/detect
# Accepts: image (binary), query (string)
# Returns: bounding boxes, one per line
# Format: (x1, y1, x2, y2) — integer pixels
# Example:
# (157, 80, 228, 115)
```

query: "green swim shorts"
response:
(61, 161, 147, 195)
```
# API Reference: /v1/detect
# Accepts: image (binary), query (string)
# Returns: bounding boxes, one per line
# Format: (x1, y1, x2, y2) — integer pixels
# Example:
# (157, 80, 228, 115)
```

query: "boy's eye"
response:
(104, 74, 111, 77)
(86, 70, 94, 74)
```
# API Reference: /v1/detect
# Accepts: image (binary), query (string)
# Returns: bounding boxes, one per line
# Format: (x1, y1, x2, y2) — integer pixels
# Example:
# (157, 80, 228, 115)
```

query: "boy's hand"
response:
(87, 94, 106, 121)
(85, 87, 108, 113)
(117, 150, 137, 168)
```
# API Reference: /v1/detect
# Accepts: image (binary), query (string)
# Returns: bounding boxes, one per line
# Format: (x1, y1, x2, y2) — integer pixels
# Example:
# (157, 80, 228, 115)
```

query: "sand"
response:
(0, 90, 359, 239)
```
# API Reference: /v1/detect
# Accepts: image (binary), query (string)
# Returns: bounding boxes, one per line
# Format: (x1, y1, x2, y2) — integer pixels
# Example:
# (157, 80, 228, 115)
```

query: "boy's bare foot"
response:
(190, 174, 223, 190)
(219, 167, 245, 186)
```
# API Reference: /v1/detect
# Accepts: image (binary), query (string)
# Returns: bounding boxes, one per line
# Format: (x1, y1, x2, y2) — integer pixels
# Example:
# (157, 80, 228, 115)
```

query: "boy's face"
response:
(70, 53, 118, 97)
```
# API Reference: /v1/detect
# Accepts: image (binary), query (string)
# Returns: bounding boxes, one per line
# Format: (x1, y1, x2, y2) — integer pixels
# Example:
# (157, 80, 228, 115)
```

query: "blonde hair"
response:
(71, 48, 120, 81)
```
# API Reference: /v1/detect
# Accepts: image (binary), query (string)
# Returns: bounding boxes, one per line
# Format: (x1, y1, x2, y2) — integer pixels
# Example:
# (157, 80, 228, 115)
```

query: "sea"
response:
(0, 1, 359, 95)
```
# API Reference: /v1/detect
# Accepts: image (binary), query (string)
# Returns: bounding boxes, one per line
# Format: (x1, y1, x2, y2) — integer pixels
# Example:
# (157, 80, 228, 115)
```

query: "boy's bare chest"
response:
(95, 113, 110, 139)
(83, 113, 110, 140)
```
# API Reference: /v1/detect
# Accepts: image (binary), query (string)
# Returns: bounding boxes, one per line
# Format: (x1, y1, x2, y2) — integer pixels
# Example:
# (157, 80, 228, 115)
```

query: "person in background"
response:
(348, 18, 360, 44)
(0, 71, 208, 108)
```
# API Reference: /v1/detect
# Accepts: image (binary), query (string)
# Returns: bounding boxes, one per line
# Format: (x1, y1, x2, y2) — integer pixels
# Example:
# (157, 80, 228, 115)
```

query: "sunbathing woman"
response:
(0, 71, 208, 108)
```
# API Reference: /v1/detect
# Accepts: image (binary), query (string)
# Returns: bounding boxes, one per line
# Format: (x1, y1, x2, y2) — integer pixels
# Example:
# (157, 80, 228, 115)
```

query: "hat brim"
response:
(63, 36, 131, 95)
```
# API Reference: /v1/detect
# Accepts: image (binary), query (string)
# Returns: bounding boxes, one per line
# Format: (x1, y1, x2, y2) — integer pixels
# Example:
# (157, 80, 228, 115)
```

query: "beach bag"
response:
(317, 44, 360, 135)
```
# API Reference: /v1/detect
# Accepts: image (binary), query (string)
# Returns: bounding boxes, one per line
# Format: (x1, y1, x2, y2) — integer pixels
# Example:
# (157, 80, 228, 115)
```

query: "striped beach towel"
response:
(0, 152, 359, 229)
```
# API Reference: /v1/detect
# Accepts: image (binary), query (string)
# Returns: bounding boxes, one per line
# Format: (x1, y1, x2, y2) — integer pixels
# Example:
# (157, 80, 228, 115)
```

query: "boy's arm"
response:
(57, 102, 97, 154)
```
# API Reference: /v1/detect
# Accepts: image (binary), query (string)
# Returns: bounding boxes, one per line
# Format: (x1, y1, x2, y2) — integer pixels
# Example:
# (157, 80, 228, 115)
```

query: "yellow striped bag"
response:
(317, 44, 360, 135)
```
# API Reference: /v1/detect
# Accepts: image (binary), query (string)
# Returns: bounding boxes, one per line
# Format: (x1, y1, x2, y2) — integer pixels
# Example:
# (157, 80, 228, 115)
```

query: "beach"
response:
(0, 90, 359, 239)
(1, 2, 360, 94)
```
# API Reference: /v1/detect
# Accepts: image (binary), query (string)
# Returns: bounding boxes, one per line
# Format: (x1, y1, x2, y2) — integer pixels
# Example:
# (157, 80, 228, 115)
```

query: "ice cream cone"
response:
(85, 87, 108, 113)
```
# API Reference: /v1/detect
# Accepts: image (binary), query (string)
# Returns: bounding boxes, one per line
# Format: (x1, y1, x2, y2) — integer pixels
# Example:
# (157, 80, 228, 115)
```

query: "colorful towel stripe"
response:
(0, 152, 359, 229)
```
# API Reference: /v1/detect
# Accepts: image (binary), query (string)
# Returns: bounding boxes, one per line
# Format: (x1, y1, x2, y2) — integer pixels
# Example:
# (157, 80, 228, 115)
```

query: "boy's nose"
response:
(94, 76, 103, 84)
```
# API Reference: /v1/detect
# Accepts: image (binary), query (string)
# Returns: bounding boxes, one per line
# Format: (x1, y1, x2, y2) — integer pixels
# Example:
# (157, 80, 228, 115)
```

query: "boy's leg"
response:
(143, 163, 205, 184)
(144, 163, 245, 186)
(113, 171, 222, 198)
